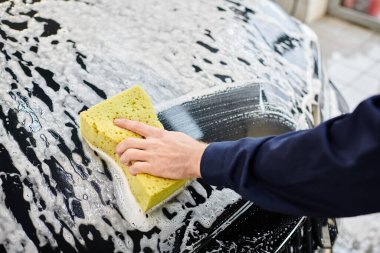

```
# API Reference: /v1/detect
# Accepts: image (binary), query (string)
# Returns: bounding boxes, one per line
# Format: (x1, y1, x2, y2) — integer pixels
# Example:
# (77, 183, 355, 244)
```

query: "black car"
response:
(0, 0, 348, 252)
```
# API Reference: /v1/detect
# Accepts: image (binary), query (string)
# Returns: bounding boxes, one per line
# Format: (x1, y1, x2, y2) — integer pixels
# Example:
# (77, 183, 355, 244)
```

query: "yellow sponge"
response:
(79, 85, 187, 212)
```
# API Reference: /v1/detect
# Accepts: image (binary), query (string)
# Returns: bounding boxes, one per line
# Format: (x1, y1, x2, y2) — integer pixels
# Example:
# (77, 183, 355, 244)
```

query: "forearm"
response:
(201, 96, 380, 217)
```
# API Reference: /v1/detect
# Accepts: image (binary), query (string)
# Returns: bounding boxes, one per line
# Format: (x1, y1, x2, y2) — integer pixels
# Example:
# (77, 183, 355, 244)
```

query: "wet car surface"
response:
(0, 0, 346, 252)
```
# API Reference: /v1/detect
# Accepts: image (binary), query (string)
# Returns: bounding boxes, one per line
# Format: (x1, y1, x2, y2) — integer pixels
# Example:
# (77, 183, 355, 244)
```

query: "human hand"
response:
(113, 119, 208, 179)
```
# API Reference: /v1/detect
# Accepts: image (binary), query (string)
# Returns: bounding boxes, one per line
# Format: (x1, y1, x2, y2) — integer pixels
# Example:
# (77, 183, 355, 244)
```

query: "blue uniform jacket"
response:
(200, 95, 380, 218)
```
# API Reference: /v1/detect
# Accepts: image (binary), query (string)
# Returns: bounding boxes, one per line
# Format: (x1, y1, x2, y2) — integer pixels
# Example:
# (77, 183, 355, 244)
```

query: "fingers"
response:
(114, 119, 160, 137)
(119, 149, 148, 165)
(115, 138, 147, 156)
(128, 161, 151, 175)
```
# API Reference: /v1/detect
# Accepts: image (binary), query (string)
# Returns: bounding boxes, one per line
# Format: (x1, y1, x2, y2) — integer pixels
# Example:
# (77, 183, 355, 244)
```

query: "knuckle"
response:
(119, 140, 128, 149)
(133, 138, 144, 146)
(131, 162, 148, 174)
(129, 162, 138, 170)
(124, 138, 134, 146)
(121, 149, 135, 163)
(143, 166, 152, 175)
(155, 129, 165, 138)
(120, 154, 128, 164)
(146, 139, 157, 148)
(135, 164, 143, 171)
(125, 149, 133, 157)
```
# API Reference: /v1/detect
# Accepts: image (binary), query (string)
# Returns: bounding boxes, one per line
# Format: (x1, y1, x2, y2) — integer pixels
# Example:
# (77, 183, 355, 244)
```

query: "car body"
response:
(0, 0, 347, 252)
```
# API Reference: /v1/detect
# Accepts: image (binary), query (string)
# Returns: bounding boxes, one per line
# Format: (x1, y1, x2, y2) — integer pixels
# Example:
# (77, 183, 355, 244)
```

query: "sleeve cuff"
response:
(200, 142, 230, 186)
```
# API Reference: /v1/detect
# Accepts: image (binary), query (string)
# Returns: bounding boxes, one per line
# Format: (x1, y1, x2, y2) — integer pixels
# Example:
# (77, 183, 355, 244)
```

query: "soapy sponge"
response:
(79, 85, 187, 212)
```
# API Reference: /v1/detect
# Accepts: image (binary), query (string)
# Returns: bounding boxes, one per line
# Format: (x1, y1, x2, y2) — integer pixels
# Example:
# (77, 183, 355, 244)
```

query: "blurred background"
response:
(275, 0, 380, 252)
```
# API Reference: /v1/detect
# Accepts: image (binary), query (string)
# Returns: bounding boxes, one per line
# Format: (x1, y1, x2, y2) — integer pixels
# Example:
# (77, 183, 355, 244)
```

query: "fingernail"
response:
(114, 119, 123, 124)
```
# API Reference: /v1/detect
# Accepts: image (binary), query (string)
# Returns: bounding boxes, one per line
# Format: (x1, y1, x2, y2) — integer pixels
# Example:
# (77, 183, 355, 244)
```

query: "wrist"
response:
(192, 142, 208, 178)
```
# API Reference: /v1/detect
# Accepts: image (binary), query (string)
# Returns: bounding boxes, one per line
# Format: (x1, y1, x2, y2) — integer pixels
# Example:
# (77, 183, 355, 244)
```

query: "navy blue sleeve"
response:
(200, 95, 380, 218)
